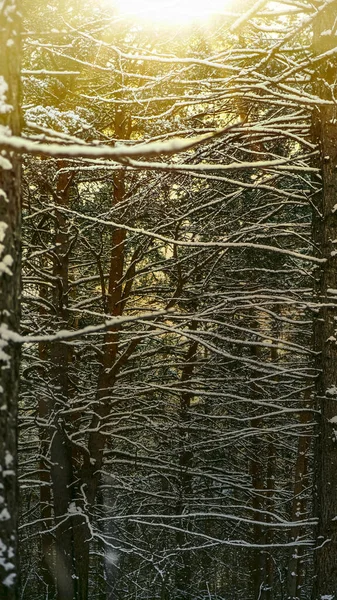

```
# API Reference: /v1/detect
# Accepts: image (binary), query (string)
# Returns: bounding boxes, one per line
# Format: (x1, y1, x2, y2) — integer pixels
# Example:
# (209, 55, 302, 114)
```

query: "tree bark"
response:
(175, 330, 198, 599)
(38, 326, 54, 595)
(0, 2, 21, 597)
(76, 106, 133, 599)
(250, 341, 267, 600)
(311, 2, 337, 597)
(286, 388, 311, 600)
(49, 166, 76, 599)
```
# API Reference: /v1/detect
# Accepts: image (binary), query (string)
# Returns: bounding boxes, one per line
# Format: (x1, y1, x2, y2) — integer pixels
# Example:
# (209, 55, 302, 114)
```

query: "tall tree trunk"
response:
(250, 341, 267, 600)
(286, 388, 311, 600)
(264, 440, 275, 600)
(0, 2, 21, 597)
(50, 166, 76, 599)
(311, 3, 337, 597)
(262, 337, 280, 600)
(77, 106, 132, 599)
(175, 330, 198, 599)
(250, 314, 280, 600)
(38, 328, 54, 595)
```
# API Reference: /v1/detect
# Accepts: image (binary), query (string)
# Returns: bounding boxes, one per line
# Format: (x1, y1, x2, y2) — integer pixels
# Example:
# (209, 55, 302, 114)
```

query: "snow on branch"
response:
(0, 127, 232, 161)
(0, 310, 169, 344)
(0, 126, 318, 175)
(55, 206, 325, 265)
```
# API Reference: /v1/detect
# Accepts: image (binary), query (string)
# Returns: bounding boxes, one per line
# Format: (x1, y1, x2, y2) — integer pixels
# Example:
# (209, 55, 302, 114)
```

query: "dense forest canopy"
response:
(1, 0, 337, 598)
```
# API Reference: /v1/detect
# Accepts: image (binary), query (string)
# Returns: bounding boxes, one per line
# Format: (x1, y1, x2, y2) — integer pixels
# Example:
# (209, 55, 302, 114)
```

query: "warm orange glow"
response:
(111, 0, 227, 25)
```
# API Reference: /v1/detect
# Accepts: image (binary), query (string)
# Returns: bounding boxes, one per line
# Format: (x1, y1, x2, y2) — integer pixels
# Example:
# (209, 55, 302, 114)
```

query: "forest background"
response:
(1, 0, 337, 598)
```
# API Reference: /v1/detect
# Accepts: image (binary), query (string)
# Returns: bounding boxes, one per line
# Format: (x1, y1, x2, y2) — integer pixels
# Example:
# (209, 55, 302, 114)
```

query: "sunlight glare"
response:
(112, 0, 228, 25)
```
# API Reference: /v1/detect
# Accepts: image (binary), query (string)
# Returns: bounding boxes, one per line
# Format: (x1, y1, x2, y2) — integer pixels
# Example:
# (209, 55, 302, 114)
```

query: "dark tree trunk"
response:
(312, 3, 337, 597)
(0, 2, 21, 598)
(38, 329, 54, 594)
(250, 316, 280, 600)
(175, 331, 198, 599)
(250, 342, 267, 600)
(286, 388, 311, 600)
(264, 440, 275, 600)
(76, 106, 133, 599)
(34, 240, 56, 594)
(49, 166, 76, 599)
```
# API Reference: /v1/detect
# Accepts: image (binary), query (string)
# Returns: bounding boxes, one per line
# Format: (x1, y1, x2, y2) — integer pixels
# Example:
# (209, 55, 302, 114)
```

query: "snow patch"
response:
(25, 105, 94, 136)
(0, 508, 10, 521)
(0, 345, 10, 364)
(0, 222, 8, 243)
(0, 254, 13, 276)
(0, 125, 11, 138)
(0, 190, 8, 203)
(0, 223, 13, 276)
(0, 539, 16, 578)
(4, 452, 13, 468)
(0, 324, 10, 365)
(105, 550, 119, 566)
(0, 76, 11, 115)
(0, 155, 12, 171)
(3, 573, 16, 587)
(68, 502, 82, 515)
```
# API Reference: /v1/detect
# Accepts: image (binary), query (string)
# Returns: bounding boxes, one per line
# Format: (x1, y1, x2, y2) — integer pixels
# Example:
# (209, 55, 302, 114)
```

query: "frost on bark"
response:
(0, 1, 21, 598)
(311, 1, 337, 597)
